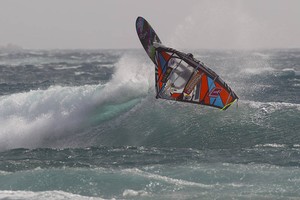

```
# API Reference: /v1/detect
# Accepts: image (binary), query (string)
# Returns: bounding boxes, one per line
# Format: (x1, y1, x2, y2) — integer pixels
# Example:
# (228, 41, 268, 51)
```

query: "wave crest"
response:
(0, 55, 151, 150)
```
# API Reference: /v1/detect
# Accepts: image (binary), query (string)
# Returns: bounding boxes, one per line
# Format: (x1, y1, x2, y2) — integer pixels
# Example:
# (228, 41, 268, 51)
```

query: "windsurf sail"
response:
(136, 16, 238, 110)
(153, 44, 238, 110)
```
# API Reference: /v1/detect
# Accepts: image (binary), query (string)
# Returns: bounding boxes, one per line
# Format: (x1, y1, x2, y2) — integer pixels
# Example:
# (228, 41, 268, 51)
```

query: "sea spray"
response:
(0, 53, 152, 150)
(0, 49, 299, 199)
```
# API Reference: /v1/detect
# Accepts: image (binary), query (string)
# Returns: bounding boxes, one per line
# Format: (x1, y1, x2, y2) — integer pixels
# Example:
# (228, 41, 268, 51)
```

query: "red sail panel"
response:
(155, 50, 172, 92)
(199, 75, 210, 105)
(161, 51, 171, 61)
(153, 47, 238, 110)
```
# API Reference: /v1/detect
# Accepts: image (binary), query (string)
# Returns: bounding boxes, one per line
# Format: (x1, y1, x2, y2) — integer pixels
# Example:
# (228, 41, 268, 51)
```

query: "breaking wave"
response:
(0, 49, 299, 152)
(0, 55, 152, 150)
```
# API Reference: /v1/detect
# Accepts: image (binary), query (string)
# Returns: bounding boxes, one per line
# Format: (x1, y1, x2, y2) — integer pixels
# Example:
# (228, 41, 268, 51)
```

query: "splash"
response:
(0, 54, 152, 150)
(0, 190, 104, 200)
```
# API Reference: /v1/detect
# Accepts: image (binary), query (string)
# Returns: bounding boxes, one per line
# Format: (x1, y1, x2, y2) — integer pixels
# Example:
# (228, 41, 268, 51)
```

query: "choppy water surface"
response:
(0, 49, 299, 199)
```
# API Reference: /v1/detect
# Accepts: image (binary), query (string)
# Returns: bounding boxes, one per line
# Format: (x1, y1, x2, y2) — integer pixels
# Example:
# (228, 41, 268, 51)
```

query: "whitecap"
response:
(0, 190, 107, 200)
(122, 168, 212, 189)
(122, 189, 149, 197)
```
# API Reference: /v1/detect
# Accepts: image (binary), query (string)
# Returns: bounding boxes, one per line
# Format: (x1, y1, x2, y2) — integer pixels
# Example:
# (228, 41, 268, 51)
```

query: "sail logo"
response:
(209, 88, 222, 98)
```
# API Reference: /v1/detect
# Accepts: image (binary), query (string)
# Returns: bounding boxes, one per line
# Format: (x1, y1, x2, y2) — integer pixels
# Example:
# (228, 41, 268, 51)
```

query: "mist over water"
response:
(0, 51, 151, 150)
(167, 0, 300, 50)
(0, 48, 300, 199)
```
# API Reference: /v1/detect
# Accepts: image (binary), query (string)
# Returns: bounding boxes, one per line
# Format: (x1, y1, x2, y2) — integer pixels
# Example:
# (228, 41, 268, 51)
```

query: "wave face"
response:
(0, 49, 300, 199)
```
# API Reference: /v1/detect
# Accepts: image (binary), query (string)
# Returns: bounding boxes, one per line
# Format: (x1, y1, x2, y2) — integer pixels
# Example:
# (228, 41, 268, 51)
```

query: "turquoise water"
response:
(0, 49, 300, 199)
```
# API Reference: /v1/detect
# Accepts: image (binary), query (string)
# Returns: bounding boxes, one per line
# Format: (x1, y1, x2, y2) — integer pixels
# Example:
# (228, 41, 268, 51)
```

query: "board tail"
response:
(136, 16, 161, 64)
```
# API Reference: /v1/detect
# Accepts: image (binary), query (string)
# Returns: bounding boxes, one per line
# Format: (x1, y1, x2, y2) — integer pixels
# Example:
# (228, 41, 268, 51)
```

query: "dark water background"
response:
(0, 49, 299, 199)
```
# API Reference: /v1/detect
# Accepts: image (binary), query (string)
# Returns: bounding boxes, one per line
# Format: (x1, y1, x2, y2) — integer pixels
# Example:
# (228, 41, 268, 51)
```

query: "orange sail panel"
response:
(154, 48, 238, 109)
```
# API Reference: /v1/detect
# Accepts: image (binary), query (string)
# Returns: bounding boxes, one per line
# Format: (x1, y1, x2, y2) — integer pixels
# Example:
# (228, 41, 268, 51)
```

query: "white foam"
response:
(282, 68, 300, 76)
(0, 190, 107, 200)
(122, 189, 149, 197)
(75, 71, 93, 76)
(0, 85, 99, 150)
(243, 100, 300, 111)
(54, 65, 82, 70)
(282, 68, 295, 72)
(241, 66, 275, 75)
(122, 168, 212, 189)
(0, 54, 152, 150)
(255, 144, 286, 148)
(0, 171, 12, 175)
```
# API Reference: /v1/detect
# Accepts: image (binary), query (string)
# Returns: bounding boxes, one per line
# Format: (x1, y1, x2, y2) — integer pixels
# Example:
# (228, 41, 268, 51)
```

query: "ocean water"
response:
(0, 48, 300, 199)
